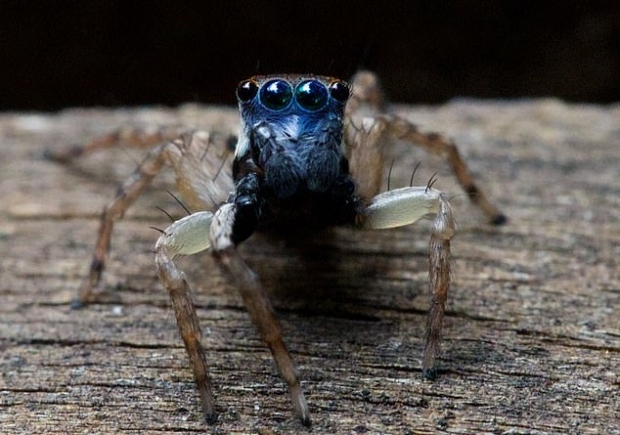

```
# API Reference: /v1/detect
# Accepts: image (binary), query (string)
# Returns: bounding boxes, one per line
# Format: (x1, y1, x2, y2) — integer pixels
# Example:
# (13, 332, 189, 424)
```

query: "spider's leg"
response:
(209, 189, 311, 426)
(358, 186, 455, 379)
(72, 131, 231, 306)
(378, 115, 506, 224)
(73, 140, 170, 306)
(345, 70, 505, 224)
(154, 211, 218, 423)
(213, 244, 310, 426)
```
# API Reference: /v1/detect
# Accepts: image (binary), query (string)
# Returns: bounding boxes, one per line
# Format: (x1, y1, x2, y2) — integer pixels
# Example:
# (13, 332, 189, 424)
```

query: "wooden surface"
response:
(0, 100, 618, 435)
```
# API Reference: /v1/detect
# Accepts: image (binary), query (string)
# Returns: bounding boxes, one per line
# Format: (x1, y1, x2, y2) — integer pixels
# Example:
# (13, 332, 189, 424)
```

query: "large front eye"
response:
(236, 79, 259, 102)
(328, 80, 350, 103)
(295, 80, 328, 111)
(259, 79, 293, 110)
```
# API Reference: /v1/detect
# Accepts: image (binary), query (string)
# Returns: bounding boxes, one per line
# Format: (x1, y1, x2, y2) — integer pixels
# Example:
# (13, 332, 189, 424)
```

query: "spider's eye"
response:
(295, 80, 328, 111)
(259, 79, 293, 110)
(236, 79, 259, 103)
(328, 80, 350, 103)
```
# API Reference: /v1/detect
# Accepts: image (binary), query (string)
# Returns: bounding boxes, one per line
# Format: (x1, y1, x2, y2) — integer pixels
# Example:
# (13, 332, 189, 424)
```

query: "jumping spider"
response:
(48, 71, 506, 426)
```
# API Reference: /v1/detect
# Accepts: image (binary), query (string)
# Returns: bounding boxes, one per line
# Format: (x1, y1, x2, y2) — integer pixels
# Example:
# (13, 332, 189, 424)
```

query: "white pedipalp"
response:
(155, 211, 214, 258)
(234, 116, 250, 160)
(360, 186, 448, 230)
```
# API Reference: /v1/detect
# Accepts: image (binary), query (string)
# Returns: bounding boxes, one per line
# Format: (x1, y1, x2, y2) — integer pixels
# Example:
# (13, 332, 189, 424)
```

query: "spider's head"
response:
(234, 75, 351, 198)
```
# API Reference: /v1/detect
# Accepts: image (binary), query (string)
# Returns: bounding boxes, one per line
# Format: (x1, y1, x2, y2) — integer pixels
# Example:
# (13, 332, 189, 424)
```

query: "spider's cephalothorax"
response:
(48, 70, 507, 427)
(229, 75, 360, 240)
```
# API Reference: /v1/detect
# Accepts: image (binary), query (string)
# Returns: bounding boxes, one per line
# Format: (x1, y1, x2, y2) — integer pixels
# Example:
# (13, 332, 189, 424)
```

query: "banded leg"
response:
(157, 201, 310, 425)
(379, 114, 505, 225)
(346, 70, 506, 225)
(210, 204, 311, 427)
(358, 185, 455, 378)
(154, 211, 217, 423)
(65, 130, 232, 306)
(73, 141, 169, 306)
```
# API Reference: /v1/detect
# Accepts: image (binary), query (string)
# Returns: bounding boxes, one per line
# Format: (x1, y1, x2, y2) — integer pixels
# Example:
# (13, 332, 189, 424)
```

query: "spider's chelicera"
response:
(49, 71, 506, 427)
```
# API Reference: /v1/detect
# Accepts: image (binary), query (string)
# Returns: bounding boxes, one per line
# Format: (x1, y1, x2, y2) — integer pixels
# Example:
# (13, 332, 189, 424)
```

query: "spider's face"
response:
(234, 75, 351, 199)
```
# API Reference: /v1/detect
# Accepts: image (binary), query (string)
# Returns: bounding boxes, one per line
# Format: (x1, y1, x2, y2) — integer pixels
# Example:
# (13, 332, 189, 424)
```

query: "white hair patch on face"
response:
(234, 119, 251, 159)
(280, 115, 301, 140)
(256, 123, 272, 139)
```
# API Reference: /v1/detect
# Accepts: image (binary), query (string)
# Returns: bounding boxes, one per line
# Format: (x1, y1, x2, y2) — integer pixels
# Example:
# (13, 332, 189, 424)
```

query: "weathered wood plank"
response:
(1, 101, 618, 434)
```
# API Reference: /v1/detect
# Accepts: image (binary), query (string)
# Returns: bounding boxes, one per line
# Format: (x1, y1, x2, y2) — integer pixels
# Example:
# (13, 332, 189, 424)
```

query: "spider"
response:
(48, 71, 506, 426)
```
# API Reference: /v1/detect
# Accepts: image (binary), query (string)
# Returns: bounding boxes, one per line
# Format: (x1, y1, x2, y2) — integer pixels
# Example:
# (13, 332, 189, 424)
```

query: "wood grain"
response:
(1, 101, 618, 434)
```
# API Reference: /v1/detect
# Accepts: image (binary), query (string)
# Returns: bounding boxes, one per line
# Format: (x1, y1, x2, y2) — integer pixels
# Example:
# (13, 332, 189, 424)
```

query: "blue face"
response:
(235, 75, 350, 199)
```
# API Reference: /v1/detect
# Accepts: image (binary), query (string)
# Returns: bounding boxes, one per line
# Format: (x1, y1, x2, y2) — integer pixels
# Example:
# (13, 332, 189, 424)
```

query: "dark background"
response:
(2, 0, 618, 111)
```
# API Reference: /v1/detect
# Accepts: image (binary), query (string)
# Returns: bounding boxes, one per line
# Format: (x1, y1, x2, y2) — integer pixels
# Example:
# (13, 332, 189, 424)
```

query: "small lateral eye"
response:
(328, 80, 350, 103)
(259, 79, 293, 110)
(295, 80, 328, 111)
(236, 79, 259, 103)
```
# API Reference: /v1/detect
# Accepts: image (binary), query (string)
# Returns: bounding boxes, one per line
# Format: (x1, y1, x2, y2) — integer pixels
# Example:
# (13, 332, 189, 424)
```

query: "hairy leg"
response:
(378, 115, 506, 224)
(345, 70, 506, 224)
(210, 204, 311, 426)
(358, 185, 455, 378)
(59, 129, 232, 306)
(154, 211, 217, 423)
